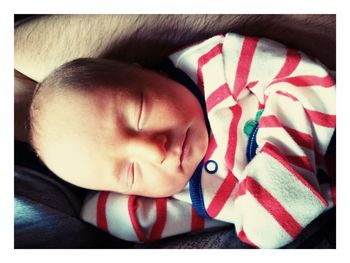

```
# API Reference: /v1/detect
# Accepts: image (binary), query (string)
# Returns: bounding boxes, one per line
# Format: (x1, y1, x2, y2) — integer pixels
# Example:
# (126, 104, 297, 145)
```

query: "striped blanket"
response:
(81, 33, 336, 248)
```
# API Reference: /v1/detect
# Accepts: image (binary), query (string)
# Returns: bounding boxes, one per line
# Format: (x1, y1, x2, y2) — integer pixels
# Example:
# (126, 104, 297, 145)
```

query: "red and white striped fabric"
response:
(81, 33, 336, 248)
(81, 189, 227, 243)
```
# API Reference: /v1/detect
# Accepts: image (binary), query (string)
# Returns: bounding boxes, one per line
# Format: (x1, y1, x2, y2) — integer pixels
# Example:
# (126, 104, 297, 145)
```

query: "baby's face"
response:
(38, 67, 208, 197)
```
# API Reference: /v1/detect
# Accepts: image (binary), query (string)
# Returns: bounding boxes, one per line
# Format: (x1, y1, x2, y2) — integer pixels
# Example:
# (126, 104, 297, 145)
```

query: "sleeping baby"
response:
(29, 33, 336, 248)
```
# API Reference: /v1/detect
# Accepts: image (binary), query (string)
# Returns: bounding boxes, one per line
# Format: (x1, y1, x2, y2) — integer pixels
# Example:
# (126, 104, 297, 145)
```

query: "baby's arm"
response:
(81, 191, 227, 242)
(15, 14, 335, 83)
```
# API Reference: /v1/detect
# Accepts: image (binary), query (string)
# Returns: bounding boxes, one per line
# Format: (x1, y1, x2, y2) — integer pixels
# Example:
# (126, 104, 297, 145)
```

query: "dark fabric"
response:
(14, 166, 133, 248)
(15, 195, 131, 248)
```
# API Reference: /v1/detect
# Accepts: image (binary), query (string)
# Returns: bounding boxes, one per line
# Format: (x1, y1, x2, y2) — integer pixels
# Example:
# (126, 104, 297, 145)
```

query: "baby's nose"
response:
(133, 134, 167, 164)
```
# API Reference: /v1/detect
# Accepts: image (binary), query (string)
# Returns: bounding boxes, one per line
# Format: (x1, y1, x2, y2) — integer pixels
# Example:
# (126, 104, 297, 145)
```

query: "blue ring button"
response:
(204, 160, 218, 174)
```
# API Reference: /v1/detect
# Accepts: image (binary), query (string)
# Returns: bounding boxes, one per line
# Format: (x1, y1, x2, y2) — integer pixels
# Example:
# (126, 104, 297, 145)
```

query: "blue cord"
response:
(189, 160, 211, 219)
(246, 123, 259, 162)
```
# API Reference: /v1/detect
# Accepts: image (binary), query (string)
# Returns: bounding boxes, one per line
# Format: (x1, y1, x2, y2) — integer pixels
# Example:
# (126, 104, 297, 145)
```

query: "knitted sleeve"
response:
(80, 191, 227, 242)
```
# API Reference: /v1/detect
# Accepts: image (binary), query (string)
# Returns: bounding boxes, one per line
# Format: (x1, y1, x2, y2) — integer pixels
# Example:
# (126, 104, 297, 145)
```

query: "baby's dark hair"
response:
(28, 57, 136, 157)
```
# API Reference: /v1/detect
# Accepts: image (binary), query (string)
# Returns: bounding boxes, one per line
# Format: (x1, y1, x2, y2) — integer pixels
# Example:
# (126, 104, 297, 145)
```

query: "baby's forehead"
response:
(37, 87, 113, 136)
(47, 84, 140, 121)
(48, 82, 136, 102)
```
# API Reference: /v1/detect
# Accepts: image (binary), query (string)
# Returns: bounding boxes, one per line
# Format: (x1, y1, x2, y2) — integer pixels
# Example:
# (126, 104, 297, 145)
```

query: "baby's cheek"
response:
(160, 178, 187, 197)
(152, 171, 188, 197)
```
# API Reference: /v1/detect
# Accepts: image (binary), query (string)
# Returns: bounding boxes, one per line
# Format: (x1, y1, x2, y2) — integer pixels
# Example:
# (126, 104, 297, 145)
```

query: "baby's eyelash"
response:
(127, 162, 135, 188)
(131, 162, 135, 177)
(137, 91, 144, 131)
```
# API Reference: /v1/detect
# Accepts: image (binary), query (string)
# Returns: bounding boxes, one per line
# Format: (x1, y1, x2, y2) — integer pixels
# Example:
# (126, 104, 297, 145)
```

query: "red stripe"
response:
(275, 90, 298, 101)
(263, 94, 269, 104)
(149, 198, 167, 241)
(304, 108, 336, 128)
(284, 126, 314, 150)
(205, 83, 231, 112)
(245, 176, 303, 239)
(128, 195, 147, 242)
(271, 74, 334, 88)
(204, 135, 217, 163)
(259, 115, 281, 127)
(235, 154, 315, 191)
(96, 191, 109, 232)
(197, 43, 223, 91)
(259, 115, 315, 150)
(206, 104, 241, 217)
(206, 170, 238, 218)
(232, 36, 259, 100)
(284, 155, 315, 172)
(225, 105, 242, 170)
(246, 80, 258, 89)
(238, 230, 258, 248)
(258, 102, 265, 110)
(261, 142, 328, 207)
(274, 49, 301, 79)
(191, 207, 205, 232)
(271, 90, 336, 128)
(235, 178, 248, 199)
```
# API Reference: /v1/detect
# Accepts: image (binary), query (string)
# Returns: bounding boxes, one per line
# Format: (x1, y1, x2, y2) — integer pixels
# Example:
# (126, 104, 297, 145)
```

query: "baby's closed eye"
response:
(137, 91, 144, 131)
